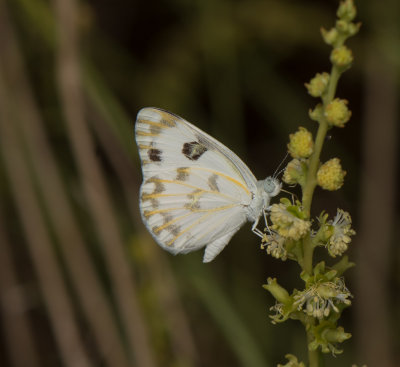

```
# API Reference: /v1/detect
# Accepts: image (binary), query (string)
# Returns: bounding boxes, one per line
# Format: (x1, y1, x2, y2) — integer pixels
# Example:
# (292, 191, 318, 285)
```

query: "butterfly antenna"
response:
(273, 151, 289, 179)
(278, 166, 289, 179)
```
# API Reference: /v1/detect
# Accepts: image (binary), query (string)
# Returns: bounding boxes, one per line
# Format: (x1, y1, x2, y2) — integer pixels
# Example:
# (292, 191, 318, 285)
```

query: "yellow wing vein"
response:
(144, 204, 237, 218)
(149, 178, 237, 202)
(193, 210, 237, 244)
(155, 205, 235, 235)
(136, 131, 158, 137)
(139, 119, 169, 128)
(167, 211, 215, 246)
(142, 192, 191, 199)
(154, 212, 192, 234)
(190, 167, 250, 195)
(138, 144, 154, 150)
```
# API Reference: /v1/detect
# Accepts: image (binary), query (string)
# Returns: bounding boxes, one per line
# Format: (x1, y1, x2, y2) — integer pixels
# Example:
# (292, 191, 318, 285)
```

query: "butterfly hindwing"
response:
(135, 107, 257, 262)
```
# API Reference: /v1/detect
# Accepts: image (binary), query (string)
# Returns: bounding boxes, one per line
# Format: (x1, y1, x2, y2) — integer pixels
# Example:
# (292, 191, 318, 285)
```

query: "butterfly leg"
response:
(262, 209, 274, 236)
(280, 188, 297, 204)
(251, 216, 265, 238)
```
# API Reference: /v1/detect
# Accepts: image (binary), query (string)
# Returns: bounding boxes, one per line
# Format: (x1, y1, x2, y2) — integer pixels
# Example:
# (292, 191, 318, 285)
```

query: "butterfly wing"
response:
(135, 107, 258, 262)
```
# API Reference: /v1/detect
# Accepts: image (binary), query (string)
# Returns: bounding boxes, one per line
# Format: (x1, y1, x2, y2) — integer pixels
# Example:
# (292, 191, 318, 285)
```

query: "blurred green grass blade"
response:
(10, 0, 136, 161)
(183, 260, 270, 367)
(83, 62, 136, 160)
(9, 0, 56, 47)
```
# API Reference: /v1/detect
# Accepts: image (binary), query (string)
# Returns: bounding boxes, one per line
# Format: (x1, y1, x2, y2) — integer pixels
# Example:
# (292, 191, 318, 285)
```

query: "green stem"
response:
(301, 64, 342, 367)
(307, 328, 320, 367)
(301, 119, 328, 218)
(302, 65, 341, 219)
(302, 234, 315, 275)
(301, 64, 342, 275)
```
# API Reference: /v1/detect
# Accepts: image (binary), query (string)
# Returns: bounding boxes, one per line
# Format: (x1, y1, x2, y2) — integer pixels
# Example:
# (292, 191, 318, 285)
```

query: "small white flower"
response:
(262, 232, 287, 260)
(327, 209, 355, 257)
(293, 278, 352, 319)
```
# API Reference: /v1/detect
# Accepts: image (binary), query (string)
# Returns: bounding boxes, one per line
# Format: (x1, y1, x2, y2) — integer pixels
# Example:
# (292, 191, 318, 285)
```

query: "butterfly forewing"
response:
(135, 107, 257, 261)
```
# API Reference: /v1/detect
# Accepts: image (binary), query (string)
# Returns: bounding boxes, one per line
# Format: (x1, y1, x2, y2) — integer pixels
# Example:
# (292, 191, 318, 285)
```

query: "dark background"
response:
(0, 0, 398, 366)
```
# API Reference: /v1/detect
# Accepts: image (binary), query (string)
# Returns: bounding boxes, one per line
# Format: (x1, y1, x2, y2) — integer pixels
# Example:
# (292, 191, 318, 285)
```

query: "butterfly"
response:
(135, 107, 281, 262)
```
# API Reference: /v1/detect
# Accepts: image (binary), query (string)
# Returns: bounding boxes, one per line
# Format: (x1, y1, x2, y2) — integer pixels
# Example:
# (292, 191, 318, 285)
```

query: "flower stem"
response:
(302, 65, 341, 219)
(301, 64, 342, 274)
(307, 328, 321, 367)
(300, 64, 342, 367)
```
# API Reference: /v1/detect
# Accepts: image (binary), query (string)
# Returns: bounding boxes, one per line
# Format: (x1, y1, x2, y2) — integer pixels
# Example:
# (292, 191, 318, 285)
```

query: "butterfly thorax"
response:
(246, 177, 281, 223)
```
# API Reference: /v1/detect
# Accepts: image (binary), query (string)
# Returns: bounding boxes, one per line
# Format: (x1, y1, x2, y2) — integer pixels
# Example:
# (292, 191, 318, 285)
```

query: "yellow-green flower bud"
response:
(320, 224, 334, 243)
(287, 127, 314, 159)
(336, 19, 349, 33)
(305, 72, 330, 97)
(317, 158, 346, 191)
(278, 354, 306, 367)
(283, 159, 304, 186)
(330, 45, 353, 68)
(324, 98, 351, 127)
(321, 27, 339, 46)
(336, 20, 361, 39)
(324, 326, 351, 343)
(263, 278, 291, 304)
(309, 104, 324, 122)
(348, 22, 361, 37)
(337, 0, 357, 22)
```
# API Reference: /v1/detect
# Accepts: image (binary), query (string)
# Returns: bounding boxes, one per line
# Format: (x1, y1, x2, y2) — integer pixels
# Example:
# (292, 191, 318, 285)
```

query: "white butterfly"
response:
(135, 107, 281, 262)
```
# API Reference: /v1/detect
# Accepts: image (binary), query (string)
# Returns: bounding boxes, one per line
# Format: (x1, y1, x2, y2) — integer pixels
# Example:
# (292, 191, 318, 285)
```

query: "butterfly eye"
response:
(263, 177, 281, 196)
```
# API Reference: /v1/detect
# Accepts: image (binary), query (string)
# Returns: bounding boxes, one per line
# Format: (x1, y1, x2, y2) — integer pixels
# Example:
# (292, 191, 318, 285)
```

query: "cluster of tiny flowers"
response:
(317, 158, 346, 191)
(270, 203, 311, 241)
(325, 98, 351, 127)
(287, 127, 314, 159)
(327, 209, 356, 257)
(264, 0, 360, 360)
(261, 233, 287, 260)
(305, 72, 330, 97)
(330, 46, 353, 68)
(293, 279, 352, 319)
(282, 158, 303, 185)
(277, 354, 306, 367)
(337, 0, 357, 22)
(269, 302, 285, 323)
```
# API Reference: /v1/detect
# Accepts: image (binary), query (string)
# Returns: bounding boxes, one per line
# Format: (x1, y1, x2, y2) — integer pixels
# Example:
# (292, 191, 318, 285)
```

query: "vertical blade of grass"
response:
(87, 90, 200, 366)
(0, 210, 41, 367)
(52, 0, 156, 365)
(0, 6, 133, 366)
(355, 7, 398, 365)
(197, 0, 245, 156)
(0, 26, 93, 367)
(182, 260, 270, 367)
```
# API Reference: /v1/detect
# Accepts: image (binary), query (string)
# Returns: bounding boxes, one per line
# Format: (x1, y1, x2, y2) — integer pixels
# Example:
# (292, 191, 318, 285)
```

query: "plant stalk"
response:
(307, 328, 321, 367)
(300, 64, 342, 367)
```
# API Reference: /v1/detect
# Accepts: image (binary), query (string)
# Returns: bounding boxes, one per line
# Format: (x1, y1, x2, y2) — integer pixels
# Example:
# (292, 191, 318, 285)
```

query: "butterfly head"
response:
(263, 176, 281, 198)
(249, 177, 281, 223)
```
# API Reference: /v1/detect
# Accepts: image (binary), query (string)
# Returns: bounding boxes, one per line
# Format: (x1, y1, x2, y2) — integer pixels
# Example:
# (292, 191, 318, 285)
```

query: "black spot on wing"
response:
(208, 174, 219, 192)
(176, 167, 189, 181)
(182, 141, 207, 161)
(185, 189, 202, 210)
(146, 177, 165, 193)
(148, 148, 162, 162)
